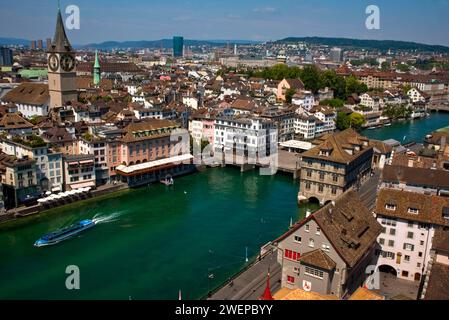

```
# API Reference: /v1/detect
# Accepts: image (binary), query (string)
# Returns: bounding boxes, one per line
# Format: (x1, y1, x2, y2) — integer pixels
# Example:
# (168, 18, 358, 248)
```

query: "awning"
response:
(116, 154, 193, 176)
(70, 181, 96, 190)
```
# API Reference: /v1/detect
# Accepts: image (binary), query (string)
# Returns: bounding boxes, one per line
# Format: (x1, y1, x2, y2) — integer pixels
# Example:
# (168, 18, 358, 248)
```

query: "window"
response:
(305, 266, 324, 279)
(379, 238, 385, 245)
(407, 232, 414, 239)
(417, 263, 421, 268)
(319, 172, 325, 180)
(418, 252, 423, 258)
(294, 236, 302, 243)
(321, 243, 330, 252)
(331, 187, 337, 195)
(287, 276, 295, 284)
(402, 271, 409, 277)
(388, 240, 395, 247)
(307, 170, 312, 178)
(390, 228, 396, 236)
(316, 227, 321, 235)
(305, 224, 310, 232)
(404, 255, 411, 262)
(333, 175, 338, 182)
(381, 227, 387, 234)
(293, 267, 300, 274)
(285, 250, 301, 261)
(306, 182, 311, 190)
(381, 251, 395, 260)
(408, 208, 419, 215)
(420, 240, 424, 246)
(386, 204, 396, 211)
(318, 185, 324, 193)
(309, 238, 315, 248)
(404, 243, 415, 251)
(408, 221, 414, 228)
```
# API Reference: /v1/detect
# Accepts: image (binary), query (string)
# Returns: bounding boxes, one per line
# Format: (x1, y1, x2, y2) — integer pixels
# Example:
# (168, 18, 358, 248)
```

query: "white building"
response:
(0, 138, 63, 192)
(1, 83, 49, 118)
(213, 116, 277, 158)
(374, 188, 449, 282)
(292, 91, 315, 111)
(407, 88, 429, 103)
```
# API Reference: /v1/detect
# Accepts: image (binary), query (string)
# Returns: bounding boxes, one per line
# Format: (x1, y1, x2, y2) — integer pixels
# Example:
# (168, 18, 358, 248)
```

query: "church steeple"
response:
(93, 50, 101, 86)
(49, 1, 72, 53)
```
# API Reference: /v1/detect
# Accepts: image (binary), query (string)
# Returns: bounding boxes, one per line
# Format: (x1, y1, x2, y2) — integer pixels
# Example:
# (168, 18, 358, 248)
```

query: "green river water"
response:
(0, 112, 448, 300)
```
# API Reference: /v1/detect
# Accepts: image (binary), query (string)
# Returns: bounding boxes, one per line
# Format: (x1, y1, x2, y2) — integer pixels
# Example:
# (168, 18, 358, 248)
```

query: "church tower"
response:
(93, 50, 101, 86)
(47, 2, 77, 109)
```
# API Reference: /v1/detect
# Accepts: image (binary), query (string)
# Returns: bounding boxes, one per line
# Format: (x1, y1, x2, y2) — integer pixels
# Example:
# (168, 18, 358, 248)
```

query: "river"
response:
(0, 167, 317, 300)
(362, 112, 449, 144)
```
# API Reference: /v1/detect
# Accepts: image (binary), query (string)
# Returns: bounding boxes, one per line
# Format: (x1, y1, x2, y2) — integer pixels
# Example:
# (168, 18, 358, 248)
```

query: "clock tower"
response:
(47, 4, 77, 109)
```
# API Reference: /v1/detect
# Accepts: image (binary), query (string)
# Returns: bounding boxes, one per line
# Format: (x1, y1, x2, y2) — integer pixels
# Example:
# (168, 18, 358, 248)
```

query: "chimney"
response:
(306, 209, 312, 218)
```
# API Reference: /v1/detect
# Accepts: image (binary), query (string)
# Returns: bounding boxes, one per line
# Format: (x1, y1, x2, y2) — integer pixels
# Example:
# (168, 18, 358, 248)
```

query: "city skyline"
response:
(1, 0, 449, 46)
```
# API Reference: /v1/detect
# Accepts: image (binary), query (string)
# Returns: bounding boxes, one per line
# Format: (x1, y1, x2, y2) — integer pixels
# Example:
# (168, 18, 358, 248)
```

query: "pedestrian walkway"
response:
(208, 249, 281, 300)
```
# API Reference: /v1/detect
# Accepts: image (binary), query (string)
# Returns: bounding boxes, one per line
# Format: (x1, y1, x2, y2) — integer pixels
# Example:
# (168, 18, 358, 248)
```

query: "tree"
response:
(336, 112, 351, 131)
(346, 76, 368, 96)
(320, 98, 344, 108)
(285, 88, 296, 103)
(396, 63, 410, 72)
(299, 65, 321, 93)
(349, 113, 365, 130)
(381, 61, 390, 71)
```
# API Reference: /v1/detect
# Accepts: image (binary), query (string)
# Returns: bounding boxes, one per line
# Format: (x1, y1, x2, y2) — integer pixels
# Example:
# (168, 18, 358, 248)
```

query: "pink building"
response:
(374, 188, 449, 282)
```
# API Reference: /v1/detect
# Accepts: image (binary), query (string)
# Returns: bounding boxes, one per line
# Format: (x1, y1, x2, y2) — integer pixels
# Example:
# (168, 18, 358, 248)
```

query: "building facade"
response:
(299, 129, 374, 205)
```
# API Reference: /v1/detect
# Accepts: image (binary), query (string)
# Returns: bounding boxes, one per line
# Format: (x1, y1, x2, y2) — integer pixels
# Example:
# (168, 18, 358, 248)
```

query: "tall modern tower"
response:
(47, 3, 77, 108)
(173, 36, 184, 58)
(93, 50, 101, 86)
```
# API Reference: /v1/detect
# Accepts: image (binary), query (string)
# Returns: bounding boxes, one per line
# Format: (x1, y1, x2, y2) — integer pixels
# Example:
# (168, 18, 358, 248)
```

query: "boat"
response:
(34, 219, 96, 247)
(160, 175, 174, 186)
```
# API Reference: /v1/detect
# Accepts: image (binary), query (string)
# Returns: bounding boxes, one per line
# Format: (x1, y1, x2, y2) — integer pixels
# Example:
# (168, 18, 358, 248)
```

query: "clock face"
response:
(48, 54, 59, 72)
(60, 54, 76, 72)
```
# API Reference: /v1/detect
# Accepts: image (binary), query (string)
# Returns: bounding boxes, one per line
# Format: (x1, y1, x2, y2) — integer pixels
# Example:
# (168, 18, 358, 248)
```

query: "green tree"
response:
(285, 88, 297, 103)
(336, 112, 351, 131)
(299, 65, 322, 93)
(349, 113, 366, 130)
(320, 98, 345, 108)
(346, 76, 368, 96)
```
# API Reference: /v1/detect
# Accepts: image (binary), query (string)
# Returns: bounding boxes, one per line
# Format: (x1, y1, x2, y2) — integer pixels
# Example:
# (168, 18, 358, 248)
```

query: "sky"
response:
(1, 0, 449, 46)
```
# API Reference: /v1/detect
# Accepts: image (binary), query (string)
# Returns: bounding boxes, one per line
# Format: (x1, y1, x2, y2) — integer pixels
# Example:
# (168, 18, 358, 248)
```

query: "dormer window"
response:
(443, 207, 449, 220)
(408, 208, 419, 215)
(386, 204, 396, 211)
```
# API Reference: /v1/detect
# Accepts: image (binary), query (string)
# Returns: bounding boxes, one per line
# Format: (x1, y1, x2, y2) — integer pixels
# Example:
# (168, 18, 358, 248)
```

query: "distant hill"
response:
(83, 39, 261, 50)
(277, 37, 449, 53)
(0, 37, 30, 46)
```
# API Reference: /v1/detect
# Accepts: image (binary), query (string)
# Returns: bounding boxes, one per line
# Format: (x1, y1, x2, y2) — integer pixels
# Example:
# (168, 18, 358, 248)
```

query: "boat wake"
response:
(92, 211, 125, 225)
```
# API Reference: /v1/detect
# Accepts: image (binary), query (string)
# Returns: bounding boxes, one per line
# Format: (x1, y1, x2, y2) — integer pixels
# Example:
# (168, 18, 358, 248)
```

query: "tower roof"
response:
(94, 50, 101, 68)
(49, 4, 72, 53)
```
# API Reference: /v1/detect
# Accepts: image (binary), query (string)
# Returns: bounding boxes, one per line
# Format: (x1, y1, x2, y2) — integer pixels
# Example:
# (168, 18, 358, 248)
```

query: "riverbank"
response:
(362, 112, 449, 144)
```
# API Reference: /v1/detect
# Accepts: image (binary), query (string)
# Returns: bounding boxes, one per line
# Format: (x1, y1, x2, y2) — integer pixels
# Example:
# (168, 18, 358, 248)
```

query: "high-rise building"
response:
(30, 40, 36, 50)
(330, 47, 343, 62)
(46, 38, 52, 49)
(173, 36, 184, 58)
(47, 5, 78, 109)
(37, 40, 43, 50)
(0, 47, 14, 66)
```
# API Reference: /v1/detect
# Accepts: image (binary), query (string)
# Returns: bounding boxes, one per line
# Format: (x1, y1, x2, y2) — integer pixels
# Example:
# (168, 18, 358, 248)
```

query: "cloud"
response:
(253, 7, 276, 13)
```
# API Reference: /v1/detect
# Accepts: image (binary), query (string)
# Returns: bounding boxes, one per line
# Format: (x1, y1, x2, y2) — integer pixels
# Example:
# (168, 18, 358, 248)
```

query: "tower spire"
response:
(93, 50, 101, 86)
(50, 0, 72, 52)
(260, 269, 274, 300)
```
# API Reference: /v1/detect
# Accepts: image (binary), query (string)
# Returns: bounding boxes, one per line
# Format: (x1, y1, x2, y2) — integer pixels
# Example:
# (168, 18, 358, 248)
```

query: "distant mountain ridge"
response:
(277, 37, 449, 53)
(83, 39, 262, 50)
(0, 37, 30, 46)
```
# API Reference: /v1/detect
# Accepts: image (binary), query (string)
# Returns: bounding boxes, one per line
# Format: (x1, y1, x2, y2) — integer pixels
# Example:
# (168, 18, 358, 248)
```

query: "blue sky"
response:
(1, 0, 449, 46)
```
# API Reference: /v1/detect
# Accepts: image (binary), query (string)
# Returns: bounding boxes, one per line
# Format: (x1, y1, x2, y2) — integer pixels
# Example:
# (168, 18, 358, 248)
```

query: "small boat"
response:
(384, 123, 392, 127)
(34, 219, 96, 247)
(160, 177, 174, 186)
